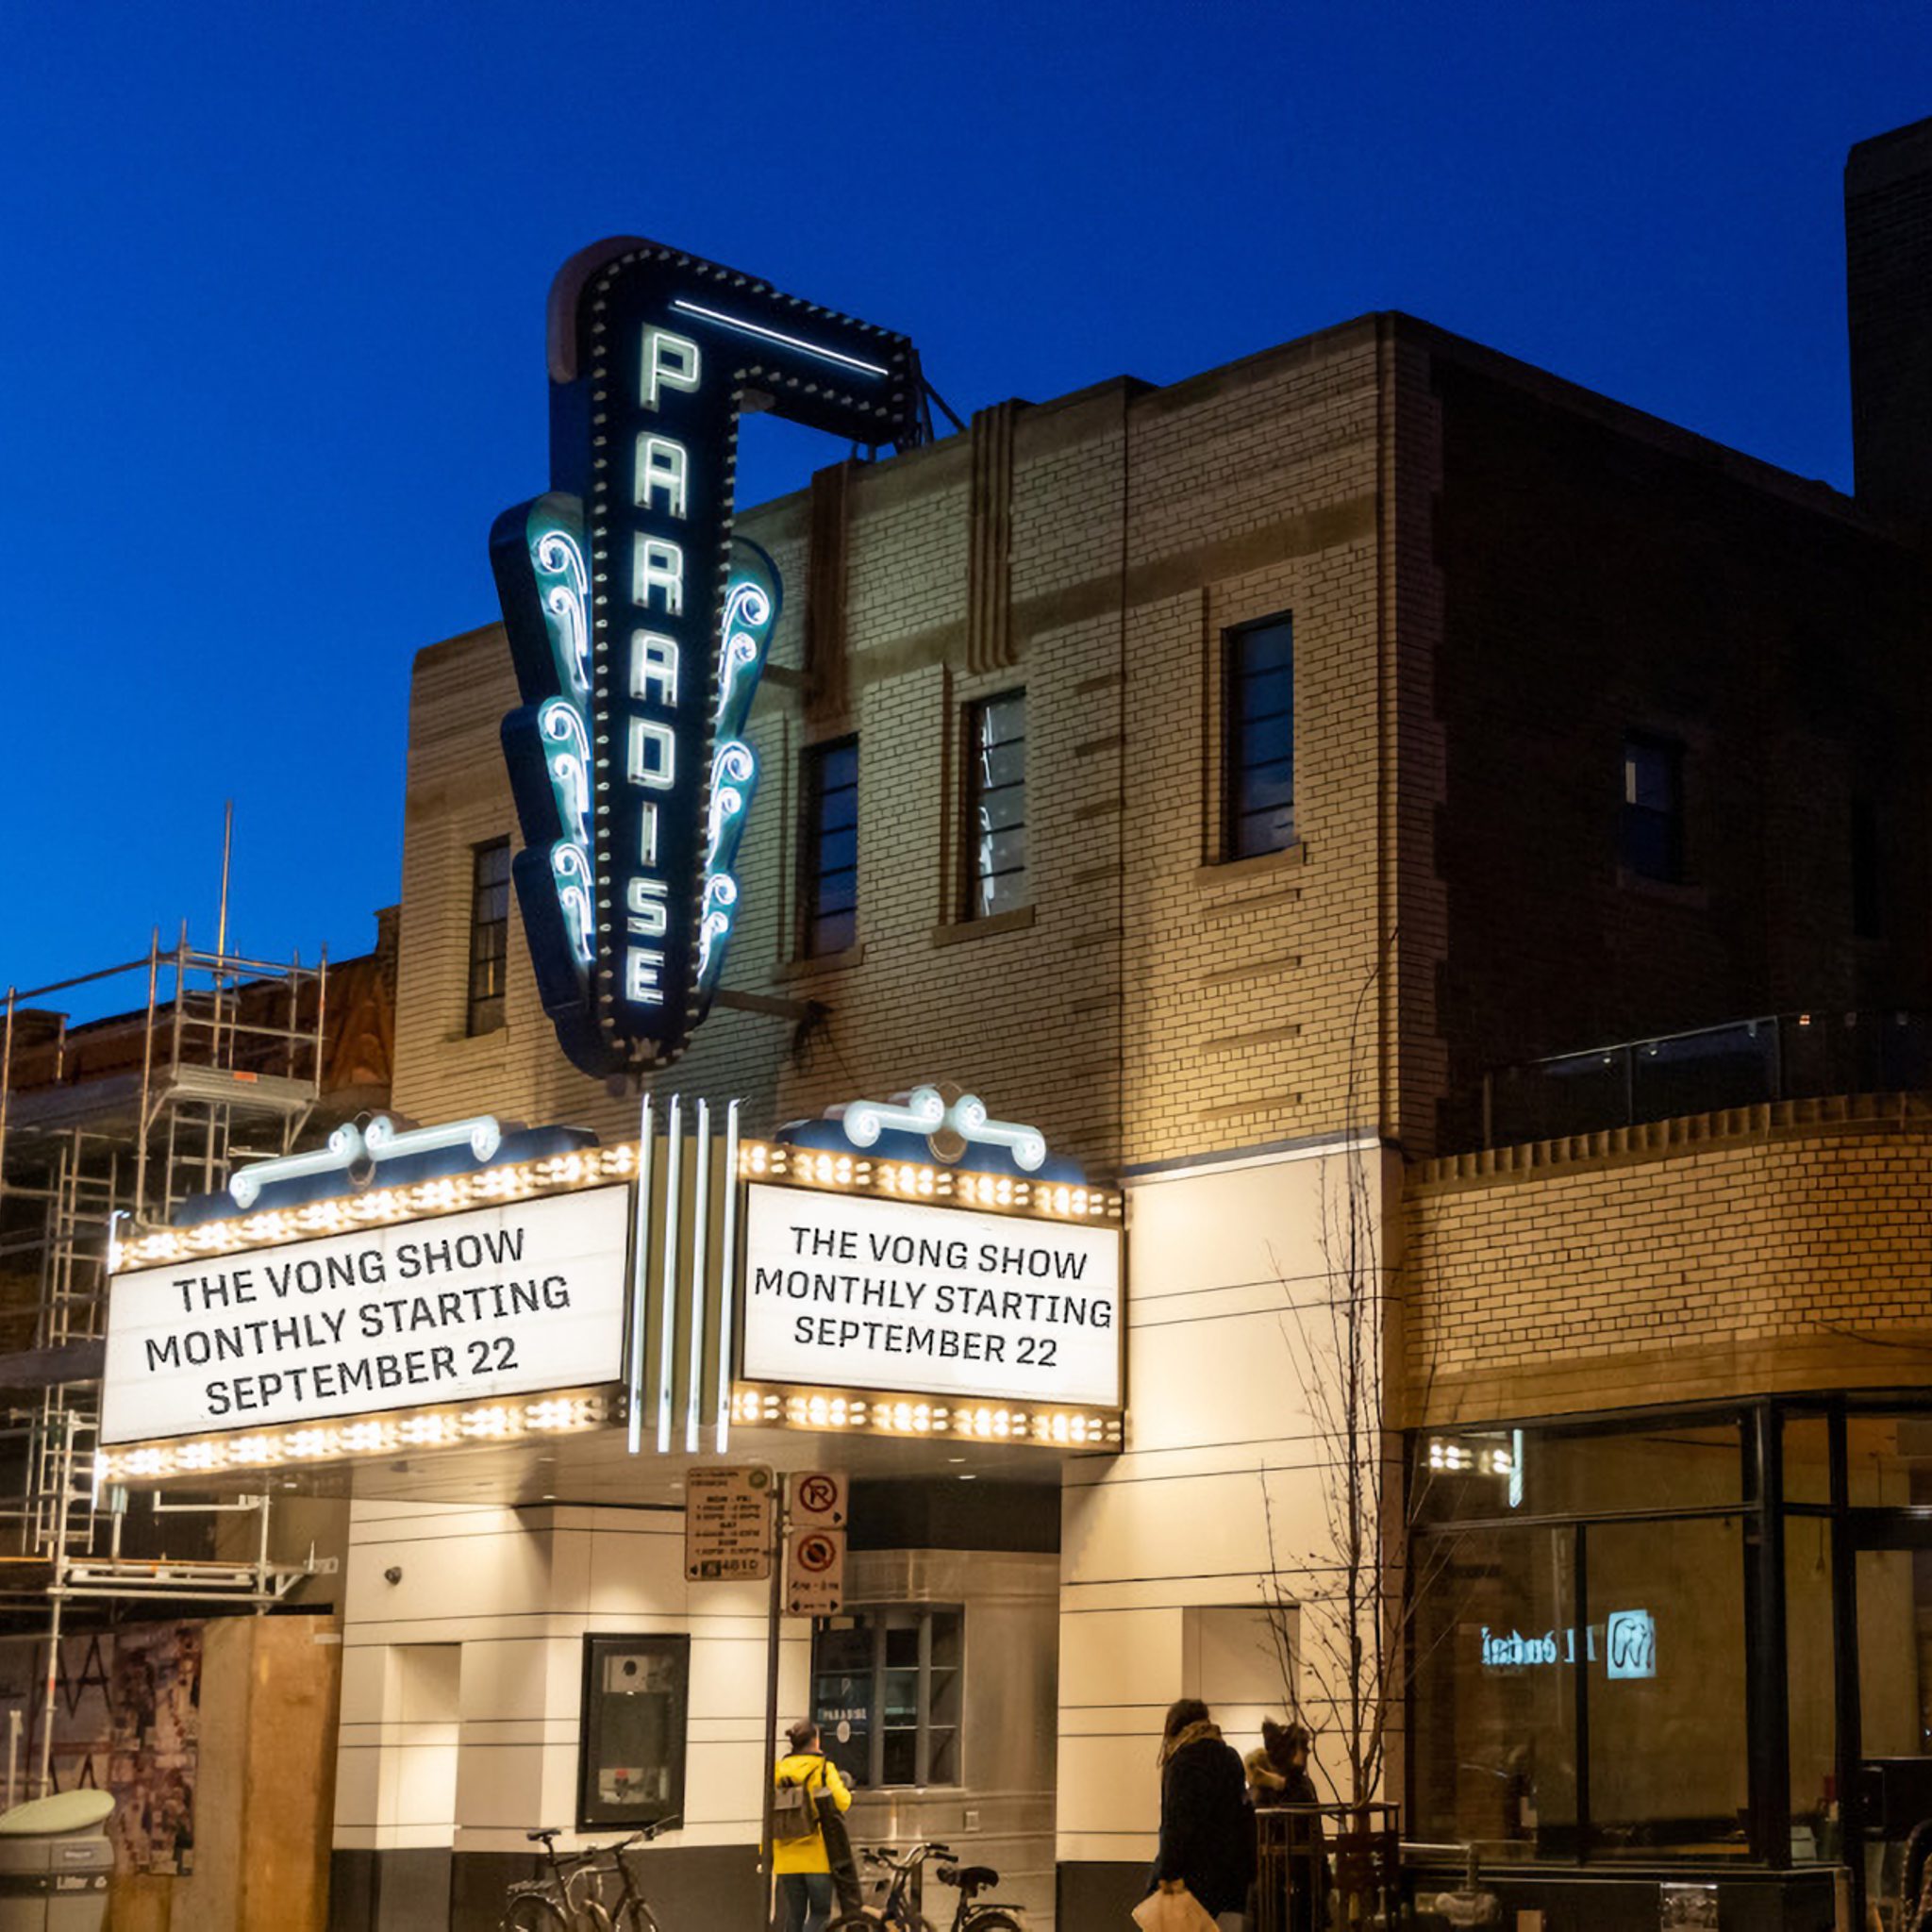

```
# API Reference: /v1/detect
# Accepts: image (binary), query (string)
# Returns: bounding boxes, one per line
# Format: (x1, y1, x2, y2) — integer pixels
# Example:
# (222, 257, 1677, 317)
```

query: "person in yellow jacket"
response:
(774, 1718, 853, 1932)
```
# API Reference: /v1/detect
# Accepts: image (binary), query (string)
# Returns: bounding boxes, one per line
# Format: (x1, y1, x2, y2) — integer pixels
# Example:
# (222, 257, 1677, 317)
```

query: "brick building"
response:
(223, 115, 1932, 1932)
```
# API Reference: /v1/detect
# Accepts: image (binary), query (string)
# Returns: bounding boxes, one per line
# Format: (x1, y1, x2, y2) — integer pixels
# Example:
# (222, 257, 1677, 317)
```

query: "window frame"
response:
(799, 736, 859, 958)
(576, 1632, 691, 1831)
(465, 837, 511, 1037)
(1221, 614, 1296, 861)
(963, 690, 1028, 921)
(809, 1604, 964, 1790)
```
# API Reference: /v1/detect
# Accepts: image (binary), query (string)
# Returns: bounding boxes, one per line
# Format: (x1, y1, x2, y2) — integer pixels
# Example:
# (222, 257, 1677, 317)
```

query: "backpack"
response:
(774, 1755, 824, 1840)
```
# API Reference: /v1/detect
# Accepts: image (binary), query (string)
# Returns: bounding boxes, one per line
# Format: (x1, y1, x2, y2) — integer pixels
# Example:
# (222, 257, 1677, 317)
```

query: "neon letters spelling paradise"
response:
(492, 242, 924, 1076)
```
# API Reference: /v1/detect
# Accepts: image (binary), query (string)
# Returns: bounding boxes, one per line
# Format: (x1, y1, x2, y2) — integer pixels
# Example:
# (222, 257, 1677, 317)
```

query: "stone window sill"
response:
(1194, 841, 1307, 885)
(930, 905, 1036, 947)
(774, 943, 866, 983)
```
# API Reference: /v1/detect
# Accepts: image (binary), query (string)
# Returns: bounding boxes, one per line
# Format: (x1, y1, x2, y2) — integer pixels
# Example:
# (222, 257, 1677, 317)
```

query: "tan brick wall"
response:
(393, 320, 1431, 1173)
(1404, 1094, 1932, 1424)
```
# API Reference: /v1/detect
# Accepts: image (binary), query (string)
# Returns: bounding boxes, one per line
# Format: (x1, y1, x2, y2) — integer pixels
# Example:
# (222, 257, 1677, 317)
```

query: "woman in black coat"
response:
(1150, 1698, 1256, 1922)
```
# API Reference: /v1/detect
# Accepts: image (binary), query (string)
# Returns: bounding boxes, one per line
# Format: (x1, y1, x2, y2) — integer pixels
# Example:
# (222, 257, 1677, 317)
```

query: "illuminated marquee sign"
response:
(493, 242, 925, 1075)
(739, 1182, 1124, 1411)
(101, 1186, 631, 1447)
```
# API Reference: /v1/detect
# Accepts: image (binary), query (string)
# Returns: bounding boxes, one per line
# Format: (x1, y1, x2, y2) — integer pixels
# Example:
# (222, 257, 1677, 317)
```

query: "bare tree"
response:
(1256, 941, 1460, 1820)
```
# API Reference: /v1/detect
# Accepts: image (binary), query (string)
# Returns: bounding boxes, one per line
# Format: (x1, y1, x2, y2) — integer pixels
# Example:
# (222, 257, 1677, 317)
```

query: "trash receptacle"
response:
(0, 1790, 114, 1931)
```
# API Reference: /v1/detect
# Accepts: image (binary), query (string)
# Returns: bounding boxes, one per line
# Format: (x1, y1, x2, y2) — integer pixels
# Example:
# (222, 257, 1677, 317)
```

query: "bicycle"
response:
(498, 1820, 675, 1930)
(829, 1840, 1026, 1932)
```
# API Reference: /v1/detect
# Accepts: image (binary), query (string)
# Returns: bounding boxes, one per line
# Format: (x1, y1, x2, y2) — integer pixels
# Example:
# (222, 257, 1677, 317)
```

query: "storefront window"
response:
(1584, 1518, 1748, 1857)
(1416, 1418, 1741, 1524)
(810, 1607, 962, 1789)
(1409, 1526, 1578, 1857)
(1782, 1412, 1832, 1505)
(1845, 1412, 1932, 1507)
(577, 1635, 689, 1829)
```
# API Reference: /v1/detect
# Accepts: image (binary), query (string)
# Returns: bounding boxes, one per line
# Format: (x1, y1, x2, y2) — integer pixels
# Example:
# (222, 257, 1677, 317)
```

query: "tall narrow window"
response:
(1619, 733, 1684, 883)
(802, 737, 859, 956)
(966, 691, 1026, 917)
(1224, 617, 1295, 858)
(466, 838, 510, 1036)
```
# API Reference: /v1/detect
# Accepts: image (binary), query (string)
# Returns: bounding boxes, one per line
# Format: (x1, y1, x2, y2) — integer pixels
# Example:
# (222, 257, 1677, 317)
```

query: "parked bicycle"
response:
(829, 1840, 1025, 1932)
(497, 1819, 676, 1931)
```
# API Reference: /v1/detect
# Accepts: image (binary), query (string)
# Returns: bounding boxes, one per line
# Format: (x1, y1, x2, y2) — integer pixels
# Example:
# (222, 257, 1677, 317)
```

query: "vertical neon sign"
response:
(492, 241, 925, 1077)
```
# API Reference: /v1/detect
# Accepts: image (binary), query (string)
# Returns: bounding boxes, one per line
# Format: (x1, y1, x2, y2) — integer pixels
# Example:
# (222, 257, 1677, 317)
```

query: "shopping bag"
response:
(1132, 1885, 1220, 1932)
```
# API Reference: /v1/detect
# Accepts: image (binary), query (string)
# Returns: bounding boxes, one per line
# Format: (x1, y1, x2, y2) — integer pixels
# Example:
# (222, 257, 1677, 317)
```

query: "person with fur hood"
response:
(1243, 1720, 1326, 1932)
(1148, 1698, 1255, 1928)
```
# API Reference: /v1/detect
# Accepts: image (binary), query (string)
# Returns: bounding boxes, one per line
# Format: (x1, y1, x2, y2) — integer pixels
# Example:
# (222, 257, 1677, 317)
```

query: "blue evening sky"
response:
(2, 2, 1927, 1008)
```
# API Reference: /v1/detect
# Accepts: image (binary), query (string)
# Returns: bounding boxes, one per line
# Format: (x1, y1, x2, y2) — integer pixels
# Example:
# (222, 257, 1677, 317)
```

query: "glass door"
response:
(1847, 1514, 1932, 1930)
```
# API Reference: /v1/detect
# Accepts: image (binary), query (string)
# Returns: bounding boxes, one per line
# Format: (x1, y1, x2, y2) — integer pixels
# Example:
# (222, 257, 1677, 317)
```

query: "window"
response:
(1620, 733, 1683, 883)
(965, 691, 1027, 917)
(810, 1607, 962, 1788)
(1223, 617, 1295, 858)
(466, 839, 511, 1035)
(1409, 1525, 1579, 1857)
(801, 738, 858, 957)
(577, 1634, 689, 1829)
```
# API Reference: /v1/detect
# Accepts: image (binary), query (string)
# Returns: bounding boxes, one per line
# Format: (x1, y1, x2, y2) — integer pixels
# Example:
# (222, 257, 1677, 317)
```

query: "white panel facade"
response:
(1057, 1140, 1394, 1867)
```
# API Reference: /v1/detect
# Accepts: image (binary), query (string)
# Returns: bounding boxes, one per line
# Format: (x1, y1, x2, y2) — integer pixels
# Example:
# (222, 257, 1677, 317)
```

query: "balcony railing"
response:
(1481, 1010, 1932, 1148)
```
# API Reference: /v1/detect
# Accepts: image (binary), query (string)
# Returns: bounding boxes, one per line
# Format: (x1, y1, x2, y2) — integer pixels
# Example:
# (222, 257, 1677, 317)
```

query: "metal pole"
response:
(761, 1485, 785, 1932)
(133, 931, 159, 1224)
(6, 1707, 19, 1809)
(255, 1491, 272, 1617)
(216, 799, 234, 963)
(38, 1417, 71, 1796)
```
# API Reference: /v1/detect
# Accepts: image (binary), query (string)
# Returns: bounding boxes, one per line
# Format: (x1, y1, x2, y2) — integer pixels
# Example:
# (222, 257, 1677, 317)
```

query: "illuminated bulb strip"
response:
(669, 299, 891, 377)
(97, 1393, 608, 1486)
(726, 1382, 1122, 1450)
(736, 1141, 1122, 1223)
(119, 1143, 640, 1271)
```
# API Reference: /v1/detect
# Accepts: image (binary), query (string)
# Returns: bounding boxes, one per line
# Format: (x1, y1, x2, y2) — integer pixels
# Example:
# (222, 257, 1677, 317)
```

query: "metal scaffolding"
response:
(0, 928, 332, 1790)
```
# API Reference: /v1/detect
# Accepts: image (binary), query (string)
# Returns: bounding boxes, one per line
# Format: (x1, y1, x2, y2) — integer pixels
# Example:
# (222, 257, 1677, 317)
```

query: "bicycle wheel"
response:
(826, 1916, 934, 1932)
(498, 1893, 573, 1932)
(963, 1913, 1024, 1932)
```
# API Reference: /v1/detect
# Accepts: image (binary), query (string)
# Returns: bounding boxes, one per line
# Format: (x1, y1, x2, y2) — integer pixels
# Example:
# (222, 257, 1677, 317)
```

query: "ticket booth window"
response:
(578, 1634, 690, 1829)
(811, 1607, 963, 1789)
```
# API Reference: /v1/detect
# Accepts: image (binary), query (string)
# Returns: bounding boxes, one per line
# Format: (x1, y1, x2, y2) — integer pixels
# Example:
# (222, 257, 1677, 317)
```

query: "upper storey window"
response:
(802, 738, 859, 957)
(1224, 616, 1295, 859)
(966, 691, 1027, 918)
(1620, 733, 1684, 884)
(466, 839, 511, 1036)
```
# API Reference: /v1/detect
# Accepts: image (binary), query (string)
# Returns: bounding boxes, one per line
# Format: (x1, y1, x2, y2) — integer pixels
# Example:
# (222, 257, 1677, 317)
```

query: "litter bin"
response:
(0, 1790, 113, 1930)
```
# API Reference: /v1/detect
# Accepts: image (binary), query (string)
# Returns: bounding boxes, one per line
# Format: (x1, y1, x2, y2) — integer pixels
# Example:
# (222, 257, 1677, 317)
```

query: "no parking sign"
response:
(786, 1525, 846, 1615)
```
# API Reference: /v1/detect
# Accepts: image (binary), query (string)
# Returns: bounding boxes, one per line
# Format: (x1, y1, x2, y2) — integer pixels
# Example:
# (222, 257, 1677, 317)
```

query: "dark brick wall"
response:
(1422, 348, 1932, 1148)
(1848, 115, 1932, 525)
